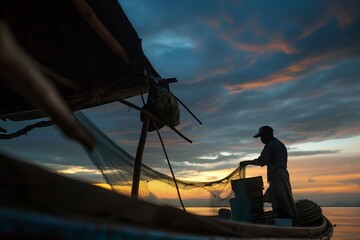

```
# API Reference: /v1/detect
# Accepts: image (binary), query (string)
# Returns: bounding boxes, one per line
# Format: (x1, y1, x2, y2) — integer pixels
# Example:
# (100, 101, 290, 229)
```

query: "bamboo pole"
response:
(131, 116, 150, 199)
(72, 0, 130, 64)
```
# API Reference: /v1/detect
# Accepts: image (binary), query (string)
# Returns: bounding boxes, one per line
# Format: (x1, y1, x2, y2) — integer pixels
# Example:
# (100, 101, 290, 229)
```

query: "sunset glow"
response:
(1, 0, 359, 207)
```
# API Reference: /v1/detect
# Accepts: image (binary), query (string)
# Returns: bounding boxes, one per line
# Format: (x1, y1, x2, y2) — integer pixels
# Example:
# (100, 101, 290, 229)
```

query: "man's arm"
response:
(240, 144, 271, 168)
(239, 159, 258, 168)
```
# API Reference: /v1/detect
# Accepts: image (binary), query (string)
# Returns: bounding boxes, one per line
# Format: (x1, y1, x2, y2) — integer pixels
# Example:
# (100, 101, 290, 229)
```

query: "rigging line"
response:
(139, 83, 146, 106)
(152, 118, 186, 212)
(173, 95, 202, 125)
(118, 99, 192, 143)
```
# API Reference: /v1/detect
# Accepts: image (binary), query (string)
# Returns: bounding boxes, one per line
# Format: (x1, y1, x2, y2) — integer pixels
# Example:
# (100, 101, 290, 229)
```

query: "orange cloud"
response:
(195, 94, 221, 113)
(296, 19, 327, 41)
(188, 65, 234, 84)
(287, 155, 360, 198)
(232, 39, 298, 55)
(224, 53, 332, 93)
(178, 167, 239, 182)
(91, 153, 359, 205)
(295, 2, 359, 41)
(295, 185, 359, 194)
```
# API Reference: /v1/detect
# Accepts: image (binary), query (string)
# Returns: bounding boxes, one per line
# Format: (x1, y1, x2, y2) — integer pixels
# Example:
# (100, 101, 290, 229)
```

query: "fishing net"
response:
(75, 111, 241, 216)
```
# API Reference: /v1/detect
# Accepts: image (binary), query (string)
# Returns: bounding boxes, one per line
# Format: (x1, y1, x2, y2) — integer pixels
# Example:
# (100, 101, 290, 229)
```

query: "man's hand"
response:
(240, 160, 252, 168)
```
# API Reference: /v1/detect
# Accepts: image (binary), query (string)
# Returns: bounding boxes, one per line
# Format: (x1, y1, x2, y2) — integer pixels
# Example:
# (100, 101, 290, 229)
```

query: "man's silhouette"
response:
(240, 126, 297, 222)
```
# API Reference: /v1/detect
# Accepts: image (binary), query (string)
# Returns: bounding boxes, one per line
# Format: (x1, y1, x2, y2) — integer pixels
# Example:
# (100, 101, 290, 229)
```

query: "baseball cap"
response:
(253, 126, 273, 138)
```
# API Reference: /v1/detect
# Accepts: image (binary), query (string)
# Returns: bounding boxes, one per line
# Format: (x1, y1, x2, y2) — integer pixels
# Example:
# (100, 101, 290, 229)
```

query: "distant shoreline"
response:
(321, 205, 360, 208)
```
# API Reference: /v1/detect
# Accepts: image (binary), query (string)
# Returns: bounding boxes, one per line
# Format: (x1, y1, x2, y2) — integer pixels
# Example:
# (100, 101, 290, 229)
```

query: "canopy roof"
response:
(0, 0, 160, 121)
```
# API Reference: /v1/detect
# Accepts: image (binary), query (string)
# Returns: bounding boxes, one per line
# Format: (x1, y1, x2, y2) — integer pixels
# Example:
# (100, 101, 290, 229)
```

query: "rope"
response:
(152, 118, 186, 212)
(173, 95, 202, 125)
(0, 120, 54, 140)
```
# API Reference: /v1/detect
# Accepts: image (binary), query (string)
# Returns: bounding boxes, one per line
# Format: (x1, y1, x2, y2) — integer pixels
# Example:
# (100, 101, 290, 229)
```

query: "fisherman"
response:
(240, 126, 297, 222)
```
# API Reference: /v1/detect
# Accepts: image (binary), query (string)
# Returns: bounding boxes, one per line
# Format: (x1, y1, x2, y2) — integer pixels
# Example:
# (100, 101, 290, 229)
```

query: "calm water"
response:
(185, 207, 360, 239)
(322, 207, 360, 240)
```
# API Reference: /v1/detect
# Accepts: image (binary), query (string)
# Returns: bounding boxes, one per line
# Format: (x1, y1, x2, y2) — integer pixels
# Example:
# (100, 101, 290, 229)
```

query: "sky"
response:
(1, 0, 360, 206)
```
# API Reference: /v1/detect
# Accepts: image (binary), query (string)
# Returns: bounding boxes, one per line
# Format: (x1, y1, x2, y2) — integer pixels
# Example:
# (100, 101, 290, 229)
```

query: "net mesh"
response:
(75, 111, 241, 215)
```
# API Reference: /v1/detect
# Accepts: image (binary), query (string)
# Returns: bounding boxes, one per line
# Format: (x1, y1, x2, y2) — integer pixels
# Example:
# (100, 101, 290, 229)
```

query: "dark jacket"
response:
(253, 137, 289, 182)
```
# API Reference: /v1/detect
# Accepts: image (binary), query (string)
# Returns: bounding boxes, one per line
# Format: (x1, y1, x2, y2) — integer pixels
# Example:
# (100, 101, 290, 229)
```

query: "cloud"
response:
(341, 179, 360, 186)
(57, 0, 360, 206)
(57, 166, 101, 175)
(143, 30, 195, 57)
(329, 1, 360, 30)
(224, 46, 360, 93)
(230, 39, 299, 55)
(2, 0, 360, 205)
(289, 150, 340, 157)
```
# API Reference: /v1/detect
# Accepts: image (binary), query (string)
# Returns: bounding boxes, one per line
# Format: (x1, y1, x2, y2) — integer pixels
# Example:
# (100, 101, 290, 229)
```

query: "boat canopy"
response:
(0, 0, 160, 121)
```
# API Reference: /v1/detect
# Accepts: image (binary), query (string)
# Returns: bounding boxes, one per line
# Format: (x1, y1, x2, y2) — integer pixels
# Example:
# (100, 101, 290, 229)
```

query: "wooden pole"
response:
(131, 116, 150, 198)
(72, 0, 130, 64)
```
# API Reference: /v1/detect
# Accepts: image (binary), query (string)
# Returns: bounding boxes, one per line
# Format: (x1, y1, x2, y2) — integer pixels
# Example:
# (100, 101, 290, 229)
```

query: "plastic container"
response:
(230, 197, 251, 222)
(274, 218, 293, 227)
(230, 181, 251, 222)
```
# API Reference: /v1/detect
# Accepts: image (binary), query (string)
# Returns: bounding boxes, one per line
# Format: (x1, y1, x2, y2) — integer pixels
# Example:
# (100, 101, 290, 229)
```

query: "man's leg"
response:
(269, 177, 297, 221)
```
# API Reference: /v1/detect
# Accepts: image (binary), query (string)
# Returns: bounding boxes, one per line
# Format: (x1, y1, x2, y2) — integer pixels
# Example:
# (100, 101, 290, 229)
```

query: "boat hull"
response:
(0, 153, 333, 239)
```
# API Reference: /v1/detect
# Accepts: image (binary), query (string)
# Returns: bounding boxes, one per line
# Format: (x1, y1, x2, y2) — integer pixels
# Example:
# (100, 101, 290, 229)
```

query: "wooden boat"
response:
(0, 153, 333, 239)
(0, 1, 333, 239)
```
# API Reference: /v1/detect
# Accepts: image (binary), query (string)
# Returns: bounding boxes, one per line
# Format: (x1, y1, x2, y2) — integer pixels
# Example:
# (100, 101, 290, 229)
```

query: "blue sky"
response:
(1, 0, 360, 205)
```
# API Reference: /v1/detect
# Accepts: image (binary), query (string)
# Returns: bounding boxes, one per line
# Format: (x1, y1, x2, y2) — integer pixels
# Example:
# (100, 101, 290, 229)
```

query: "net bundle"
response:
(75, 111, 240, 215)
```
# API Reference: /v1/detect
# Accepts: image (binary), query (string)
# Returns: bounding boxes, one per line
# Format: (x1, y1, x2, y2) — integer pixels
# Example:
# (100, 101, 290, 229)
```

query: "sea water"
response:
(185, 207, 360, 239)
(322, 207, 360, 240)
